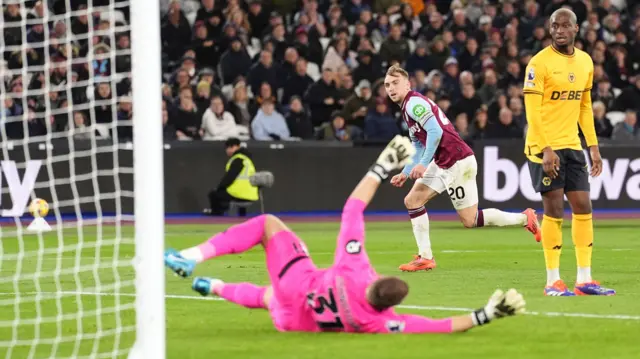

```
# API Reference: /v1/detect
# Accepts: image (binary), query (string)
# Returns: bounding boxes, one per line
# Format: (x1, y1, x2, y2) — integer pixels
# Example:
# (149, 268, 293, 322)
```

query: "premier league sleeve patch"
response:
(528, 68, 535, 81)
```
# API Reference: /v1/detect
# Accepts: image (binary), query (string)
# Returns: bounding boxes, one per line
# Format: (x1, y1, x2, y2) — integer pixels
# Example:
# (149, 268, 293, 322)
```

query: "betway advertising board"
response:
(478, 144, 640, 209)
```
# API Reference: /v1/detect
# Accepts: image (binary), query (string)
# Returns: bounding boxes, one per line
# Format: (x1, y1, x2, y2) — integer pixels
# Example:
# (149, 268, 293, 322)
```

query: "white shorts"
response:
(416, 155, 479, 210)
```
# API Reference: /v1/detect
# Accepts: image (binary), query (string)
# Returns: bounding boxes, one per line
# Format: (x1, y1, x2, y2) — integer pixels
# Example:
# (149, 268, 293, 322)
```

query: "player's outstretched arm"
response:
(351, 135, 416, 206)
(388, 289, 526, 334)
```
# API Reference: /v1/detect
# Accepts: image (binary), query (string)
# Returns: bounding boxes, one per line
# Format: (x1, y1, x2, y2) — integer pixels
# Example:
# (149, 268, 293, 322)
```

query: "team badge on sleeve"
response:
(345, 240, 362, 254)
(385, 320, 405, 333)
(412, 104, 427, 119)
(527, 68, 535, 81)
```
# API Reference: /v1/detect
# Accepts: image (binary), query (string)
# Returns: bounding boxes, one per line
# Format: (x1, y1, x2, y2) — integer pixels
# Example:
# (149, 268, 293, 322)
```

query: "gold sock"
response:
(542, 215, 563, 270)
(572, 213, 593, 268)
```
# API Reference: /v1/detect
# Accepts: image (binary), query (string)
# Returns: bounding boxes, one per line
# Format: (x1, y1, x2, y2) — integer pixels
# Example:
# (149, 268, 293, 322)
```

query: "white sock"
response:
(546, 268, 561, 286)
(481, 208, 527, 227)
(180, 247, 204, 263)
(409, 207, 433, 259)
(576, 267, 592, 284)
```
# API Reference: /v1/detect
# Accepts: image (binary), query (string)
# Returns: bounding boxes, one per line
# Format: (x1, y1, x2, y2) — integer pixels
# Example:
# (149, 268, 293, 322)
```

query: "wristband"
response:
(368, 163, 389, 182)
(471, 308, 491, 326)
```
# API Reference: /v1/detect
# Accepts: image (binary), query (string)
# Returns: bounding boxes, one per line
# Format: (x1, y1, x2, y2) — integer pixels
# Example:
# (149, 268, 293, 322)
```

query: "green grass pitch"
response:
(1, 219, 639, 359)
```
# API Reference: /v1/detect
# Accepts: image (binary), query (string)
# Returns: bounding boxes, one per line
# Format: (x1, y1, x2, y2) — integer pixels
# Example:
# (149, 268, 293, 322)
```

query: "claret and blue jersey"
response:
(399, 90, 473, 173)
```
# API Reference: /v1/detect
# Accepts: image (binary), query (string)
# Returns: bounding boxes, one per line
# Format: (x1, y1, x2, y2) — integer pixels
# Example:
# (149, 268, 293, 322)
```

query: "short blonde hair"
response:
(386, 65, 409, 79)
(592, 101, 605, 112)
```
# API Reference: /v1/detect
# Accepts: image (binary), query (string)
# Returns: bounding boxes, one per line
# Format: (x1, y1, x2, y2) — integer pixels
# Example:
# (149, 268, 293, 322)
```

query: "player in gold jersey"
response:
(523, 8, 615, 297)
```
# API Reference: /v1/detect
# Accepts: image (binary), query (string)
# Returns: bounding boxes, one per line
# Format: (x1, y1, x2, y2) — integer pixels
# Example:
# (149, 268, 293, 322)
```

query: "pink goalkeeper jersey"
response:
(306, 243, 453, 334)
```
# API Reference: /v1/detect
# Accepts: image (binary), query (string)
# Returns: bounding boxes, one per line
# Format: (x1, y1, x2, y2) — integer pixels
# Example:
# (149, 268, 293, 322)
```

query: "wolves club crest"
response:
(568, 72, 575, 83)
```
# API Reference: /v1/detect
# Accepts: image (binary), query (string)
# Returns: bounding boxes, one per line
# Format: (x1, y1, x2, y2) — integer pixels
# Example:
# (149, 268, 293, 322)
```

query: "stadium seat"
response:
(612, 88, 622, 97)
(408, 39, 416, 53)
(228, 171, 274, 216)
(607, 111, 626, 126)
(306, 62, 321, 81)
(320, 37, 331, 51)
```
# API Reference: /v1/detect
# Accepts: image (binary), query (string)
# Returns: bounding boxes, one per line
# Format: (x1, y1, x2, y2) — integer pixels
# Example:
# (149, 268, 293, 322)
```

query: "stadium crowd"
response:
(2, 0, 640, 143)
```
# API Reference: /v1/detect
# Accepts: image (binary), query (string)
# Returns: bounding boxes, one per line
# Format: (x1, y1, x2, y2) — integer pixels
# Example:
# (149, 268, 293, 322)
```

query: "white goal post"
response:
(130, 0, 166, 358)
(0, 0, 165, 358)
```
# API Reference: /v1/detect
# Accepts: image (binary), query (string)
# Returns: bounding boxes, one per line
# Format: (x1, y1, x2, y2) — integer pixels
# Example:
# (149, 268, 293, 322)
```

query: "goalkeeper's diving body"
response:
(164, 136, 526, 334)
(522, 8, 614, 296)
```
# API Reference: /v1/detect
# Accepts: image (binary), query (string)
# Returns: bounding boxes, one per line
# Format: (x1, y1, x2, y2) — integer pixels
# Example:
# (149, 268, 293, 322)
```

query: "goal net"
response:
(0, 1, 164, 358)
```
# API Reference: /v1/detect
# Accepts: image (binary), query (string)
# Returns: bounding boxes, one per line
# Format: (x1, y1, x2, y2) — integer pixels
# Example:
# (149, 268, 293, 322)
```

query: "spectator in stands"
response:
(197, 68, 222, 96)
(335, 72, 355, 107)
(343, 79, 374, 129)
(509, 97, 526, 128)
(247, 50, 279, 97)
(379, 24, 410, 64)
(405, 41, 430, 75)
(454, 112, 470, 141)
(202, 95, 237, 141)
(171, 68, 191, 96)
(488, 90, 508, 122)
(162, 101, 177, 141)
(93, 81, 113, 124)
(499, 60, 522, 90)
(457, 37, 480, 72)
(195, 81, 212, 114)
(280, 47, 300, 81)
(71, 112, 93, 140)
(592, 101, 614, 139)
(398, 3, 421, 38)
(318, 111, 360, 141)
(592, 76, 616, 110)
(219, 37, 252, 85)
(441, 57, 461, 100)
(352, 50, 382, 85)
(226, 80, 253, 128)
(614, 77, 640, 112)
(487, 108, 522, 139)
(282, 58, 314, 105)
(453, 83, 482, 121)
(469, 106, 489, 140)
(247, 0, 269, 38)
(193, 21, 218, 69)
(7, 0, 640, 145)
(285, 96, 313, 139)
(116, 95, 133, 140)
(436, 95, 452, 119)
(364, 97, 399, 141)
(305, 67, 340, 126)
(252, 82, 278, 117)
(612, 110, 639, 142)
(477, 69, 498, 104)
(172, 87, 201, 140)
(161, 0, 192, 63)
(251, 98, 289, 141)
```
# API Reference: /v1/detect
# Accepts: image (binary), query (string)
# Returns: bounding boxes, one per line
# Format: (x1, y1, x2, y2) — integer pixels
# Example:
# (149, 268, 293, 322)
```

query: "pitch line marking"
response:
(0, 291, 637, 321)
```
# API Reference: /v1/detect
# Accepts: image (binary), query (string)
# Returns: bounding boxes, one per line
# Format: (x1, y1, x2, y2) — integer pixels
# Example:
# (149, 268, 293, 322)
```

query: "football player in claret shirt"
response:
(523, 8, 614, 296)
(165, 136, 527, 334)
(383, 65, 540, 272)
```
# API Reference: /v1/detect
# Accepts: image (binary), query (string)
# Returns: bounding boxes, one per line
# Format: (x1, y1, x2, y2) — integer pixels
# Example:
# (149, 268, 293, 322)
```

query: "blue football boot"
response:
(164, 248, 196, 278)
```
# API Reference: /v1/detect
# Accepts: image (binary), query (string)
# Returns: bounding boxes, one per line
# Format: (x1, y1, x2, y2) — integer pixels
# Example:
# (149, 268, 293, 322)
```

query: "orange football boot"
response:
(398, 255, 436, 272)
(523, 208, 541, 242)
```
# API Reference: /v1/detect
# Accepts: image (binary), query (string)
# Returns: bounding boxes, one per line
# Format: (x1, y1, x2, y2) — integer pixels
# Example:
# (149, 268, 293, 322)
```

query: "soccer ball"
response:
(28, 198, 49, 218)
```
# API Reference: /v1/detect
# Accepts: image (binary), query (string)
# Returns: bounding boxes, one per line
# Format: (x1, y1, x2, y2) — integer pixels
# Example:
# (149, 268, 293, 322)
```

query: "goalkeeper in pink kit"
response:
(164, 136, 526, 333)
